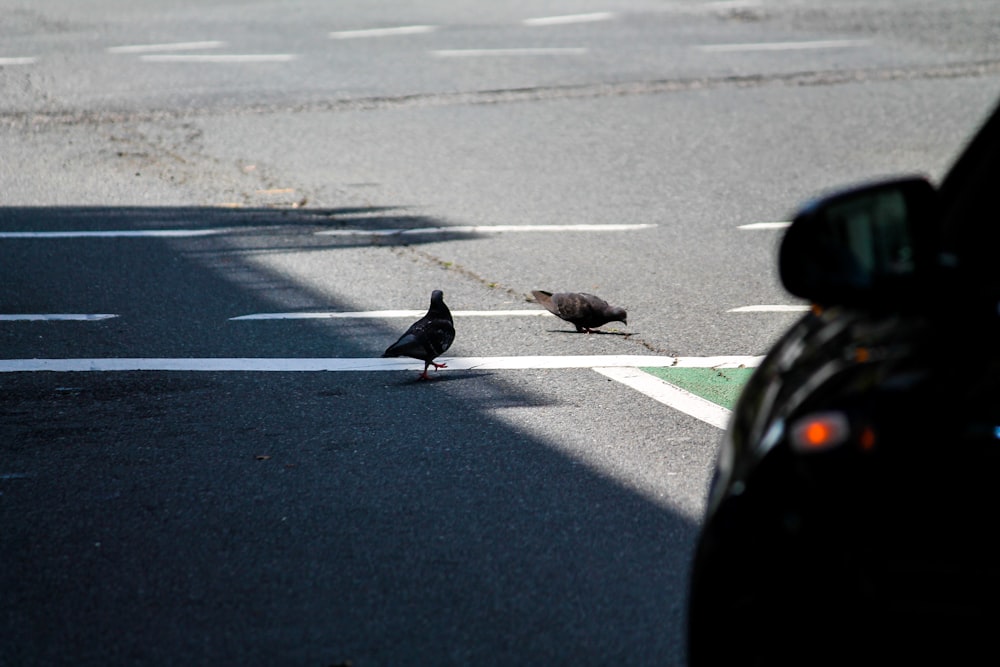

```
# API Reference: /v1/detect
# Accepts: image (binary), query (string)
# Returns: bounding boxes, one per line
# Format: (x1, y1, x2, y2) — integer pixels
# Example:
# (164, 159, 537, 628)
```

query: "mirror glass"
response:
(780, 178, 934, 305)
(819, 189, 915, 286)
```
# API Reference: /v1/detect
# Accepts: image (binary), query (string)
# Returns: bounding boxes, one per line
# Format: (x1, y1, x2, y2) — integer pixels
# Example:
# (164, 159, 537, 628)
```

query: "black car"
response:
(687, 97, 1000, 666)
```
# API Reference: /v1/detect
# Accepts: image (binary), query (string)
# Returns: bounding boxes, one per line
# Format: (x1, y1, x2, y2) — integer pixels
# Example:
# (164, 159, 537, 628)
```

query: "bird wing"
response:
(384, 316, 454, 360)
(531, 290, 563, 318)
(552, 292, 592, 322)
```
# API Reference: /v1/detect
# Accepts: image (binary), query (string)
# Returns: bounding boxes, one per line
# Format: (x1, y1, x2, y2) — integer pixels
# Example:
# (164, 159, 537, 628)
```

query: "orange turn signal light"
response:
(790, 412, 850, 453)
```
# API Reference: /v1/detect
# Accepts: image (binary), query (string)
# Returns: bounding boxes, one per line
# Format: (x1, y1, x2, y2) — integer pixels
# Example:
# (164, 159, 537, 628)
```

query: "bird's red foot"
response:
(418, 361, 448, 380)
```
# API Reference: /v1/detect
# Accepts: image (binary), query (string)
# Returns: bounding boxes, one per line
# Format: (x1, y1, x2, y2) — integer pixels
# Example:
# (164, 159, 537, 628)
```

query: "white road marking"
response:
(729, 305, 810, 313)
(650, 0, 761, 14)
(106, 41, 226, 54)
(697, 39, 869, 53)
(0, 229, 236, 239)
(738, 221, 791, 230)
(3, 355, 762, 426)
(670, 356, 763, 369)
(0, 314, 118, 322)
(431, 48, 588, 57)
(330, 25, 437, 39)
(230, 310, 549, 321)
(594, 366, 731, 429)
(1, 222, 623, 240)
(704, 0, 762, 9)
(316, 223, 655, 237)
(523, 12, 616, 26)
(0, 57, 37, 66)
(0, 355, 763, 373)
(140, 54, 298, 63)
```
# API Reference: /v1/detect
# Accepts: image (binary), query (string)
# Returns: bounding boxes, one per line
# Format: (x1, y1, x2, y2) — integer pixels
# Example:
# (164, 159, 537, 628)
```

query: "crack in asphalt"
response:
(396, 245, 684, 357)
(5, 58, 1000, 129)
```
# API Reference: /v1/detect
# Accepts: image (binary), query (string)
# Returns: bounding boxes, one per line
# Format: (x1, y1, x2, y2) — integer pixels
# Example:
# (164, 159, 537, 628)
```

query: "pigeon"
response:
(531, 290, 628, 333)
(382, 290, 455, 380)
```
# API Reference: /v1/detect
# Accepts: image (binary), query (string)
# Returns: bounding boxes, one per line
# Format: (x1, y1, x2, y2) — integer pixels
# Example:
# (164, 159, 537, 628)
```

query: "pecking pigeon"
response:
(531, 290, 628, 333)
(382, 289, 455, 380)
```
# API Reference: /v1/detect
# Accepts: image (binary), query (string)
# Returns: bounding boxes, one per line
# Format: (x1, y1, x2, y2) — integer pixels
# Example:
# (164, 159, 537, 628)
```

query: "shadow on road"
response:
(1, 205, 700, 666)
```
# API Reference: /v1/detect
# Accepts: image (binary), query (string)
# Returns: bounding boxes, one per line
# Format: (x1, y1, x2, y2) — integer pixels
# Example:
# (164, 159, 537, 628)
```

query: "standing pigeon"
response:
(531, 290, 628, 333)
(382, 289, 455, 380)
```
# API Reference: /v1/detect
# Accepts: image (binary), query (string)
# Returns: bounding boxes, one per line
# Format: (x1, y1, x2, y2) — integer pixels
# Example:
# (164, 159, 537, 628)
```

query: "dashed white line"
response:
(728, 305, 810, 313)
(230, 310, 549, 321)
(316, 223, 655, 237)
(140, 54, 298, 63)
(431, 48, 588, 57)
(697, 39, 870, 53)
(106, 41, 226, 54)
(0, 314, 118, 322)
(330, 25, 438, 39)
(0, 57, 37, 66)
(738, 221, 791, 230)
(594, 366, 731, 429)
(523, 12, 616, 26)
(0, 229, 236, 239)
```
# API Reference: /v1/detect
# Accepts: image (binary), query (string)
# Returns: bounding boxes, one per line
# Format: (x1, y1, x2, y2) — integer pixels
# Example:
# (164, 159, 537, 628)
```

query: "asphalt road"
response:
(2, 1, 1000, 665)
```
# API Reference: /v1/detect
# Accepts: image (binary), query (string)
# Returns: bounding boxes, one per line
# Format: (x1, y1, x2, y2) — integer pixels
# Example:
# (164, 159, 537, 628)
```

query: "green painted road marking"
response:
(641, 367, 756, 410)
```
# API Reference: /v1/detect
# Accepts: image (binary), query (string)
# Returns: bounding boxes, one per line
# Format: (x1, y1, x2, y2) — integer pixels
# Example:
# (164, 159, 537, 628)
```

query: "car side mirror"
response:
(779, 177, 937, 307)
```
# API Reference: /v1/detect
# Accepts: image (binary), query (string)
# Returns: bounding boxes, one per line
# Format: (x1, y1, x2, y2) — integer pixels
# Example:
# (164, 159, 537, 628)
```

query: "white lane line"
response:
(431, 48, 588, 57)
(729, 305, 810, 313)
(0, 355, 763, 373)
(316, 223, 655, 237)
(140, 54, 298, 63)
(671, 356, 762, 368)
(697, 39, 869, 53)
(523, 12, 616, 26)
(0, 314, 118, 322)
(106, 41, 226, 54)
(738, 221, 791, 230)
(704, 0, 762, 9)
(594, 367, 731, 429)
(0, 57, 37, 66)
(0, 229, 237, 239)
(230, 310, 549, 321)
(0, 223, 463, 240)
(330, 25, 437, 39)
